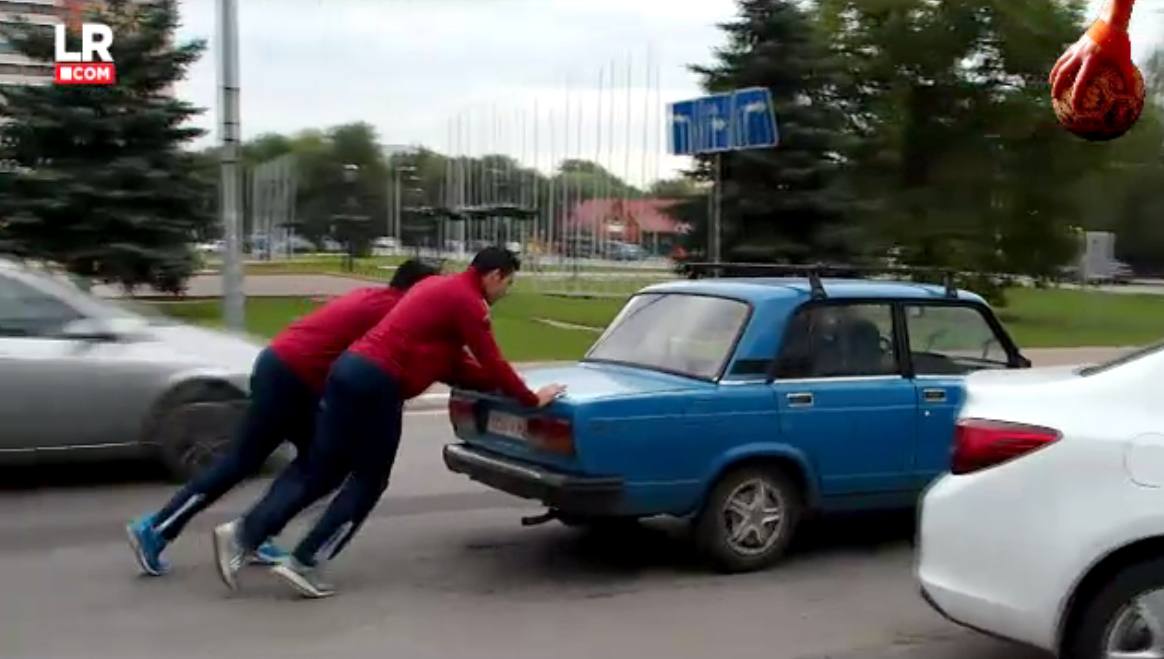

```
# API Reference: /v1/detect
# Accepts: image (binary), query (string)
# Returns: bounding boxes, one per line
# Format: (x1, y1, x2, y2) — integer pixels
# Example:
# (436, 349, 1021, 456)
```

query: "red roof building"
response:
(566, 198, 690, 246)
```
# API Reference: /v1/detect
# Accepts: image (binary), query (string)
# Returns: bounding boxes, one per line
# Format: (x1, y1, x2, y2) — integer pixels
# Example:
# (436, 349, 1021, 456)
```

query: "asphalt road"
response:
(0, 411, 1051, 659)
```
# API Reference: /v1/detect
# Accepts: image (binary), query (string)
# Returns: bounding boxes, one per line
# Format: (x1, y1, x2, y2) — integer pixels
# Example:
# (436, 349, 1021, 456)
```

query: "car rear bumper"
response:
(443, 443, 623, 515)
(917, 473, 1057, 652)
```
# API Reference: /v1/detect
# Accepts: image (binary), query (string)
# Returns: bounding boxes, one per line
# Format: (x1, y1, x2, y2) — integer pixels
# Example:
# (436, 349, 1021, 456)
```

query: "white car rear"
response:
(917, 342, 1164, 658)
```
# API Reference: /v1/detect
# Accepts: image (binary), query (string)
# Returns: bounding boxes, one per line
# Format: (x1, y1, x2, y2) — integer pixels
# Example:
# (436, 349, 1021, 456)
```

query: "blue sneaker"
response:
(126, 515, 170, 576)
(249, 539, 289, 566)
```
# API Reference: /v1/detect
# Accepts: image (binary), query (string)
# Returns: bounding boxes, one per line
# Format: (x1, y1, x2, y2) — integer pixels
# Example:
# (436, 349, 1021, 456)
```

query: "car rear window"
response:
(584, 293, 749, 380)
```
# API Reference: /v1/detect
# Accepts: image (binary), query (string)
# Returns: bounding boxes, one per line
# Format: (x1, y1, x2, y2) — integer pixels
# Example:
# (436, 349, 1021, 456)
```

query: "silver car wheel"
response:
(1105, 588, 1164, 659)
(721, 477, 785, 557)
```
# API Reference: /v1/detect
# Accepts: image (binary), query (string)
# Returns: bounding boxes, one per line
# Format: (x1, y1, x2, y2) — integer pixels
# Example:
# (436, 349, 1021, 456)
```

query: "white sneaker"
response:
(212, 520, 245, 591)
(269, 557, 336, 599)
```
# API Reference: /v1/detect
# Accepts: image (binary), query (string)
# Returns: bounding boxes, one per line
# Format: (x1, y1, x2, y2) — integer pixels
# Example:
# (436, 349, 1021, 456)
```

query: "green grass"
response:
(997, 288, 1164, 348)
(497, 293, 624, 328)
(147, 286, 1164, 363)
(147, 294, 612, 362)
(149, 297, 323, 339)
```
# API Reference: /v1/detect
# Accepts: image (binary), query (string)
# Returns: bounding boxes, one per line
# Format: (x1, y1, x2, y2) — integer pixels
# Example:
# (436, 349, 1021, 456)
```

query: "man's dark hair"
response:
(390, 258, 440, 290)
(470, 246, 521, 277)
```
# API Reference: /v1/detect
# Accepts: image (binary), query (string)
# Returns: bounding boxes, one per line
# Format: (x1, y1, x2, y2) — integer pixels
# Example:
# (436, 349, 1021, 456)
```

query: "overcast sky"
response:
(170, 0, 1163, 185)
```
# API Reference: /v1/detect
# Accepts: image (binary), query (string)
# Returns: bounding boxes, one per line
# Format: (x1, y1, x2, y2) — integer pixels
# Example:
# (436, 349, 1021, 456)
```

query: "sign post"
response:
(668, 87, 779, 262)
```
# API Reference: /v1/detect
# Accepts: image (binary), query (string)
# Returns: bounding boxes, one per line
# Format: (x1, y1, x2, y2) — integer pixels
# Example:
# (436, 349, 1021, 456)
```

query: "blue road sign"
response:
(697, 93, 733, 152)
(668, 87, 779, 155)
(733, 87, 779, 149)
(669, 100, 696, 156)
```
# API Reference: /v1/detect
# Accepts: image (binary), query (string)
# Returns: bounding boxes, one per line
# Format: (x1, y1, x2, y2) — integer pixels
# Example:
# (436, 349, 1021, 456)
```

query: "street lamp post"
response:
(332, 163, 368, 272)
(216, 0, 244, 331)
(393, 164, 418, 247)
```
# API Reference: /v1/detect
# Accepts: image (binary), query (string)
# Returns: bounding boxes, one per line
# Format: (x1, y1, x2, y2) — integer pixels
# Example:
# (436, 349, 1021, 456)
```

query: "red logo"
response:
(54, 62, 116, 85)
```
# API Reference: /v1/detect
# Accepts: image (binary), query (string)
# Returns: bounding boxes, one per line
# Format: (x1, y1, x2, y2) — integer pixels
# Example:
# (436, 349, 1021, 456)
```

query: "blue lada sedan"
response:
(444, 274, 1029, 572)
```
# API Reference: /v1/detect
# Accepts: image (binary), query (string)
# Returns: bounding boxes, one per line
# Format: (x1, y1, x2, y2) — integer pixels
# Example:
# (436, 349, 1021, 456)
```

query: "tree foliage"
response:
(0, 0, 211, 294)
(681, 0, 1164, 279)
(685, 0, 860, 263)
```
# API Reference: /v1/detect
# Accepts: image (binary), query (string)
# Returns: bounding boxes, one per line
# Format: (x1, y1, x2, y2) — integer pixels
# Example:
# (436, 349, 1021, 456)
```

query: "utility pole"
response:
(217, 0, 244, 331)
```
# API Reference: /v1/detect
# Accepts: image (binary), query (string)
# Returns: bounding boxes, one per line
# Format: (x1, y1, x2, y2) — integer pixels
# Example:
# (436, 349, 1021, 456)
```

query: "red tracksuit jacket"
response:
(270, 287, 403, 393)
(348, 269, 539, 406)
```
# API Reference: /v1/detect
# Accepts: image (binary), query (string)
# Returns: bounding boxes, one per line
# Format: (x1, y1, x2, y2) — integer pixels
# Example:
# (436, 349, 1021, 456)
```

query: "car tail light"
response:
(951, 418, 1060, 475)
(526, 416, 574, 455)
(448, 396, 476, 434)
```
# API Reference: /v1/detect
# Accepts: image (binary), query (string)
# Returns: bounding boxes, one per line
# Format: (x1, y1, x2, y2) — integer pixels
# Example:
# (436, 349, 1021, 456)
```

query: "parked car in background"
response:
(372, 237, 400, 256)
(0, 257, 263, 480)
(318, 237, 344, 253)
(194, 240, 224, 255)
(606, 240, 646, 261)
(1111, 260, 1135, 285)
(918, 341, 1164, 659)
(444, 269, 1030, 572)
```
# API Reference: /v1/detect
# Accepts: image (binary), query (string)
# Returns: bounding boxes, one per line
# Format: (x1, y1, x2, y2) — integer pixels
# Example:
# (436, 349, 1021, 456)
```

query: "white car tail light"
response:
(951, 419, 1061, 475)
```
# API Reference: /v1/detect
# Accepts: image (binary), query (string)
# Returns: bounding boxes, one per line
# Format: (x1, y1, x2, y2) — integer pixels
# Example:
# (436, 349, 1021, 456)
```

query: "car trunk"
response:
(448, 362, 705, 474)
(959, 365, 1088, 430)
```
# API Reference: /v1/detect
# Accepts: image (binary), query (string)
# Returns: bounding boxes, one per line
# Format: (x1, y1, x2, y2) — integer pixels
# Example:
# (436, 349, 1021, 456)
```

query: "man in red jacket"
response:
(126, 259, 440, 577)
(213, 247, 565, 598)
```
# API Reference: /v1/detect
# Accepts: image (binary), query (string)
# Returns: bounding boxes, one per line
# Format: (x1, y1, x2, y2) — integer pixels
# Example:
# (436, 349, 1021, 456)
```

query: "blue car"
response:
(443, 273, 1030, 572)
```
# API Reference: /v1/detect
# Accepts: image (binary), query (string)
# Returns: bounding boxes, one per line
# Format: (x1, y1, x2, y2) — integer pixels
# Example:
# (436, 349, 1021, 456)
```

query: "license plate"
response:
(486, 412, 527, 440)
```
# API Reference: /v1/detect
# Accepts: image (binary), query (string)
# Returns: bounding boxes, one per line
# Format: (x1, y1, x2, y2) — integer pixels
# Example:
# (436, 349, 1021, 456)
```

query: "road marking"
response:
(406, 409, 448, 417)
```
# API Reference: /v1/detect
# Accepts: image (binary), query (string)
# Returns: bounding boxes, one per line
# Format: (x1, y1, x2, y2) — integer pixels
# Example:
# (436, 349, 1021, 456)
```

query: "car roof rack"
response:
(680, 262, 960, 300)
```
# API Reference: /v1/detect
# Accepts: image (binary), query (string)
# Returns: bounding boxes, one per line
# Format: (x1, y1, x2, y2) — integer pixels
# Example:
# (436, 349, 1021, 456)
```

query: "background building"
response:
(0, 0, 151, 87)
(0, 0, 60, 86)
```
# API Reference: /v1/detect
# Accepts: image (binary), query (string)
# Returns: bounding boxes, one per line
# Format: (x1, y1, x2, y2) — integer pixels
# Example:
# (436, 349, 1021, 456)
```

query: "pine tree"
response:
(685, 0, 861, 263)
(819, 0, 1096, 286)
(0, 0, 211, 294)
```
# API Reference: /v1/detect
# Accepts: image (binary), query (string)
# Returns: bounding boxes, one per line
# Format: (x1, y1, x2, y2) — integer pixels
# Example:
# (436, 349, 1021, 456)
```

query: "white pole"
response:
(606, 57, 616, 258)
(595, 65, 604, 258)
(654, 53, 662, 188)
(623, 51, 632, 246)
(217, 0, 244, 331)
(533, 100, 540, 246)
(558, 78, 568, 260)
(575, 78, 583, 264)
(641, 45, 651, 201)
(548, 107, 557, 261)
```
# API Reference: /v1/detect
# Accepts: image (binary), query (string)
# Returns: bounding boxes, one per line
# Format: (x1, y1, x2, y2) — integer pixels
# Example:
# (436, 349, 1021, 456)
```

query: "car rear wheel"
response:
(1064, 558, 1164, 659)
(694, 465, 803, 573)
(151, 390, 247, 482)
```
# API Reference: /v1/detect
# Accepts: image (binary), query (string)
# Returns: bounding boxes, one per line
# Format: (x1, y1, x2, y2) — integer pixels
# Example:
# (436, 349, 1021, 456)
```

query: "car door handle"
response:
(786, 392, 814, 408)
(922, 388, 947, 403)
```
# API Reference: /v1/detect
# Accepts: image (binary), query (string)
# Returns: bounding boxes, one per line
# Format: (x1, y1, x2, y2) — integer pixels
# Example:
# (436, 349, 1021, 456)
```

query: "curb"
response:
(406, 392, 450, 412)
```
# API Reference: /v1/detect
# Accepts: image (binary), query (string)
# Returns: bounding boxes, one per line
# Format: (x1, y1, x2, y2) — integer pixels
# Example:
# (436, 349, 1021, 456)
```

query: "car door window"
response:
(0, 274, 83, 337)
(904, 304, 1009, 375)
(775, 303, 899, 379)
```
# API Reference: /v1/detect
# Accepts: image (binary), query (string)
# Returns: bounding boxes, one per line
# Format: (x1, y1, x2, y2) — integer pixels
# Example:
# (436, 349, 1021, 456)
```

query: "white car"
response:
(917, 342, 1164, 658)
(371, 237, 400, 256)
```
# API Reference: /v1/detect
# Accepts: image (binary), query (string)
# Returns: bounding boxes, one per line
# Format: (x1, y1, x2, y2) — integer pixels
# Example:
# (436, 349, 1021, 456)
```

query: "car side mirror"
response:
(59, 318, 120, 342)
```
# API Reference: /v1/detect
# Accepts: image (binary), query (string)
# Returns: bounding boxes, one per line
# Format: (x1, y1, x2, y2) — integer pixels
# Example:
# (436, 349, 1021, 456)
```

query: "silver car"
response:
(0, 257, 264, 479)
